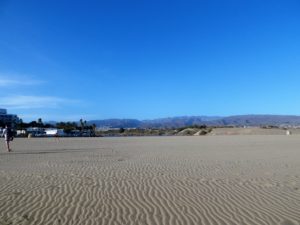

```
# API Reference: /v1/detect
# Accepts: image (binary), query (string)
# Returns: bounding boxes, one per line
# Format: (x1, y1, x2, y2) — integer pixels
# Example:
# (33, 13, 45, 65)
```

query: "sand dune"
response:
(209, 127, 300, 135)
(0, 136, 300, 225)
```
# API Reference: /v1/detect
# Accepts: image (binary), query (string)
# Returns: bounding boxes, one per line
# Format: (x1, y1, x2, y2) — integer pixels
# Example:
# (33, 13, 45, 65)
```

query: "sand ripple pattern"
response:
(0, 136, 300, 225)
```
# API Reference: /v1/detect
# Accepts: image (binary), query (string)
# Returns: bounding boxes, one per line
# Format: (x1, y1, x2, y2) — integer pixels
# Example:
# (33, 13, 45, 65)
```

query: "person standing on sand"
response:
(2, 125, 13, 152)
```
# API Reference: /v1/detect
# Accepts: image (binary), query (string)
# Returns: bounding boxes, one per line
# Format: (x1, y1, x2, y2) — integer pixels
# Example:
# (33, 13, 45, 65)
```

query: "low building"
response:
(45, 128, 65, 137)
(27, 127, 44, 133)
(16, 129, 27, 136)
(26, 127, 46, 137)
(69, 130, 81, 137)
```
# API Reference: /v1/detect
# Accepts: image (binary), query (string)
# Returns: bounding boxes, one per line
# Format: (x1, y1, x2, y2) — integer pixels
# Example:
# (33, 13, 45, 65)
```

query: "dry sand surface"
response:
(209, 127, 300, 136)
(0, 136, 300, 225)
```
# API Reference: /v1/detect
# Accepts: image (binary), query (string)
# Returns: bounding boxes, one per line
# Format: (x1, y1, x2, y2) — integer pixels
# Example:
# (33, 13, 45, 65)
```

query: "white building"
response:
(26, 127, 46, 137)
(45, 128, 65, 137)
(27, 127, 44, 133)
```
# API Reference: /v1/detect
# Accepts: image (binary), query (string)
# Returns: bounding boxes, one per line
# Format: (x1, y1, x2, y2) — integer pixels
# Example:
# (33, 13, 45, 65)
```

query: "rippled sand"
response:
(0, 136, 300, 225)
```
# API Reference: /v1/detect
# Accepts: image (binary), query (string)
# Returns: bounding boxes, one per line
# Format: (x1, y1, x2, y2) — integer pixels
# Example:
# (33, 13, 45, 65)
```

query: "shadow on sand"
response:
(0, 147, 114, 155)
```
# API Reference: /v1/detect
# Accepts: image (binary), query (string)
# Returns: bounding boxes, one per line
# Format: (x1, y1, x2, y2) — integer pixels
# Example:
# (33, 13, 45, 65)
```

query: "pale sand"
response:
(210, 127, 300, 135)
(0, 136, 300, 225)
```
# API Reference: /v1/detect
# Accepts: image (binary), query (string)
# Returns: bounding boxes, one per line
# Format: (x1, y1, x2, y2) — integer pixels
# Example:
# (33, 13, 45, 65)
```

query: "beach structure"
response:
(16, 129, 27, 136)
(69, 130, 81, 137)
(0, 108, 19, 127)
(26, 127, 46, 137)
(81, 129, 94, 137)
(45, 128, 65, 137)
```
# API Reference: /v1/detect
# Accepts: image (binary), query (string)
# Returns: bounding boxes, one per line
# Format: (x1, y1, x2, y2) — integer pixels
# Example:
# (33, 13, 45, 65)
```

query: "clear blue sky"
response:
(0, 0, 300, 122)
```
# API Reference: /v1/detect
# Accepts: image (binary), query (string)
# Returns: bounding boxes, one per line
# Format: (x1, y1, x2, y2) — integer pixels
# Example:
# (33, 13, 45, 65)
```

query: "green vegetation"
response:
(14, 118, 213, 137)
(16, 119, 54, 130)
(95, 125, 212, 137)
(15, 118, 96, 136)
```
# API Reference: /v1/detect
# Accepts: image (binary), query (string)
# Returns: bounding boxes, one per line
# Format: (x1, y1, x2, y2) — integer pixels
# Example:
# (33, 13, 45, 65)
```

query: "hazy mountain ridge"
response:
(141, 116, 223, 128)
(87, 115, 300, 128)
(213, 115, 300, 126)
(88, 119, 142, 128)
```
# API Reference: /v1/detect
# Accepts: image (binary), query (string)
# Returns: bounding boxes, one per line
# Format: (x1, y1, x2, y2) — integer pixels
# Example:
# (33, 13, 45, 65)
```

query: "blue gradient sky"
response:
(0, 0, 300, 121)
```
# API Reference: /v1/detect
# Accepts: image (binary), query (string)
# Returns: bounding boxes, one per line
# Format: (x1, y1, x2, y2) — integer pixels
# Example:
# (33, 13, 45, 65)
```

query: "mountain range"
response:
(87, 115, 300, 128)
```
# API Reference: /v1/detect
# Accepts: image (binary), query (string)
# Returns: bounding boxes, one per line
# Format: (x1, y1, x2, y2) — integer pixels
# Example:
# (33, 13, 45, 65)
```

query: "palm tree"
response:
(80, 119, 84, 130)
(37, 118, 43, 127)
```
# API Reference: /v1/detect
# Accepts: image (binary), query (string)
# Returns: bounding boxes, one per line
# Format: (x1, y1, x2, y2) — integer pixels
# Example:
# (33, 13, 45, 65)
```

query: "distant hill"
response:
(87, 115, 300, 128)
(88, 119, 142, 128)
(209, 115, 300, 126)
(88, 116, 223, 128)
(141, 116, 223, 128)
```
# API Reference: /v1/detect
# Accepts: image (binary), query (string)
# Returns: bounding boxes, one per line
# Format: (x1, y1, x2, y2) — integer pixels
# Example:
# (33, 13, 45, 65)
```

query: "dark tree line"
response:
(16, 118, 54, 130)
(15, 118, 96, 134)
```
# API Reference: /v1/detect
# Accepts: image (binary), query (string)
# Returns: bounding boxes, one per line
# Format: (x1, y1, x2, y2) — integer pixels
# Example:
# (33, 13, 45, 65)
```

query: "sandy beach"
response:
(0, 136, 300, 225)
